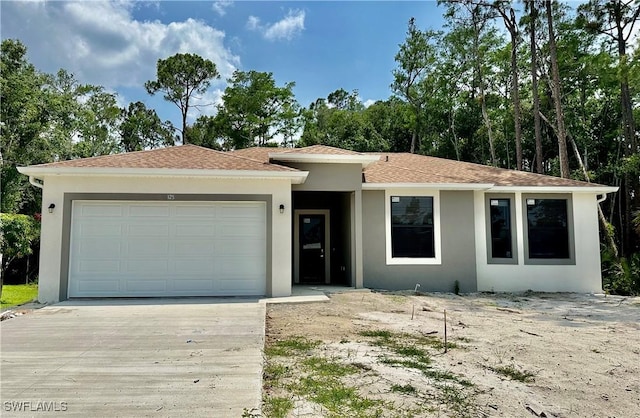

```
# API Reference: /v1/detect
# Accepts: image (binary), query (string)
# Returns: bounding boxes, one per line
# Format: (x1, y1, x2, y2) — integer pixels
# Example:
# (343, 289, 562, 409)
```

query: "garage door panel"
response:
(125, 259, 169, 273)
(218, 223, 265, 237)
(175, 224, 216, 237)
(76, 260, 121, 273)
(174, 241, 215, 256)
(77, 239, 121, 257)
(77, 279, 120, 293)
(218, 256, 264, 275)
(174, 258, 216, 272)
(80, 204, 123, 217)
(128, 204, 170, 217)
(218, 278, 263, 293)
(69, 200, 267, 297)
(217, 238, 265, 255)
(125, 279, 168, 292)
(127, 239, 170, 256)
(174, 205, 217, 217)
(218, 205, 263, 218)
(80, 223, 123, 237)
(171, 279, 215, 292)
(128, 224, 170, 237)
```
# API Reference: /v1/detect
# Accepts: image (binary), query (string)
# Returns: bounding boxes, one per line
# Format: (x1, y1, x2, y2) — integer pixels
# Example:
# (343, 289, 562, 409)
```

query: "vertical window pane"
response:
(391, 196, 435, 258)
(490, 199, 512, 258)
(527, 199, 569, 259)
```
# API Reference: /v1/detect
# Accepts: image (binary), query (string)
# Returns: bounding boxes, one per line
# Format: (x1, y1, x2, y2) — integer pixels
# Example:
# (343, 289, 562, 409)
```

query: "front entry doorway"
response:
(294, 210, 330, 284)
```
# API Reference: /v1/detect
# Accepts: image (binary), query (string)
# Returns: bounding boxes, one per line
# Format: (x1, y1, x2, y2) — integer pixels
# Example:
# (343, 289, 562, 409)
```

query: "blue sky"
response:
(1, 0, 446, 129)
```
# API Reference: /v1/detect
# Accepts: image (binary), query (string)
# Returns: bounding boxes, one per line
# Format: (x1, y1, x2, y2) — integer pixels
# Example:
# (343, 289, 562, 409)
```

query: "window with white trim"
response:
(386, 190, 441, 265)
(391, 196, 435, 258)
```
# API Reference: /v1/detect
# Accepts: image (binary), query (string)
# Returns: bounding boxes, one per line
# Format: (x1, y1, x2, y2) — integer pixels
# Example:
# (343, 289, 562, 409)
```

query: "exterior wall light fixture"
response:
(279, 204, 285, 214)
(48, 203, 56, 213)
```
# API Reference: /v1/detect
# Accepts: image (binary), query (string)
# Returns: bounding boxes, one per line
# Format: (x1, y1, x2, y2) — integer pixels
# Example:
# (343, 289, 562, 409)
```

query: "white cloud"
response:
(0, 1, 240, 89)
(246, 15, 261, 31)
(246, 9, 305, 41)
(363, 99, 376, 108)
(212, 0, 233, 17)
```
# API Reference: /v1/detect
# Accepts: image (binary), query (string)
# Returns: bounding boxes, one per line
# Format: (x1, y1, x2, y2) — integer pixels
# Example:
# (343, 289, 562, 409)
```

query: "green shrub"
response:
(1, 213, 41, 291)
(601, 248, 640, 295)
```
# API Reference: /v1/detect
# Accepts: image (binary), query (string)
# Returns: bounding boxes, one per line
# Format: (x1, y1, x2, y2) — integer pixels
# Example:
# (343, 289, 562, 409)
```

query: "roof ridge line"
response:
(224, 148, 297, 171)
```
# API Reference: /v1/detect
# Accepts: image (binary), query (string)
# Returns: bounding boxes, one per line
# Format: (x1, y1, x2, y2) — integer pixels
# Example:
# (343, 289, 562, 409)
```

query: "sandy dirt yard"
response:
(264, 290, 640, 417)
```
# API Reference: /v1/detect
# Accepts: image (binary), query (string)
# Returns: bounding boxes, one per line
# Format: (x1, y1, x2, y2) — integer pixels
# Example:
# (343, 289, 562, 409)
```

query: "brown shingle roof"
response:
(29, 145, 297, 172)
(229, 147, 287, 163)
(364, 153, 601, 187)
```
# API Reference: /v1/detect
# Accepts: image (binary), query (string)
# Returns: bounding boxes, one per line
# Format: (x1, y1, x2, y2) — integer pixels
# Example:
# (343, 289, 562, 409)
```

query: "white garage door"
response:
(68, 200, 267, 297)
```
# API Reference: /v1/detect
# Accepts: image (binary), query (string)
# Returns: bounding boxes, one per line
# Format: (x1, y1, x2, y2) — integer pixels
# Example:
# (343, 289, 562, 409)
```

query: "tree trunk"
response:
(471, 8, 496, 166)
(410, 129, 417, 154)
(507, 8, 523, 171)
(616, 16, 637, 256)
(181, 96, 189, 145)
(529, 0, 544, 174)
(545, 0, 570, 178)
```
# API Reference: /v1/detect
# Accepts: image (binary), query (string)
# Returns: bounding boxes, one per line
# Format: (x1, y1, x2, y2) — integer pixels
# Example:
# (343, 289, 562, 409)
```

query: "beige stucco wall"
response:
(361, 190, 478, 292)
(37, 175, 293, 303)
(474, 191, 603, 292)
(289, 163, 363, 192)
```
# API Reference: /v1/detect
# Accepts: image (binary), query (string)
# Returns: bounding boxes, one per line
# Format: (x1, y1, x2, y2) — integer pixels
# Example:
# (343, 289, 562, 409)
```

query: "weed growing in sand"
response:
(265, 336, 320, 356)
(390, 383, 417, 394)
(289, 358, 386, 417)
(489, 364, 536, 382)
(262, 397, 293, 418)
(436, 383, 479, 417)
(361, 329, 477, 415)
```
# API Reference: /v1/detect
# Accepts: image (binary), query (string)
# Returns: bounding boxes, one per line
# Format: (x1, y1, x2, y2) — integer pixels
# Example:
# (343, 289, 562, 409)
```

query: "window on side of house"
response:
(526, 198, 570, 259)
(390, 196, 435, 258)
(489, 198, 513, 259)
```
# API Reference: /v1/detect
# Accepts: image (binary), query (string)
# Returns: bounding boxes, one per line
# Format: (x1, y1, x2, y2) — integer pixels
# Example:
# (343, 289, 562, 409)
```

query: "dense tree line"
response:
(1, 0, 638, 293)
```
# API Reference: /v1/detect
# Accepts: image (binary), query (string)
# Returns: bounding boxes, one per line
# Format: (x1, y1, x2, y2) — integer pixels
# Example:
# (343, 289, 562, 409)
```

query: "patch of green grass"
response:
(0, 284, 38, 309)
(390, 383, 417, 394)
(435, 383, 478, 418)
(380, 357, 430, 372)
(489, 364, 535, 382)
(392, 344, 431, 363)
(302, 357, 359, 377)
(263, 363, 289, 386)
(423, 369, 473, 387)
(291, 375, 384, 417)
(265, 336, 320, 356)
(262, 396, 293, 418)
(412, 334, 458, 350)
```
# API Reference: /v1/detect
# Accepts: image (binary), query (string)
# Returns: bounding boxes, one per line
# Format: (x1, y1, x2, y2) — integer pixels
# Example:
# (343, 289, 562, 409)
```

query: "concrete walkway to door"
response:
(1, 298, 265, 417)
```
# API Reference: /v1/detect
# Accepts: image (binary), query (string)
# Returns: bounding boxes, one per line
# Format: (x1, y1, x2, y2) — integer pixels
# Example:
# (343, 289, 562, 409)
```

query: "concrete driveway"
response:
(1, 299, 265, 417)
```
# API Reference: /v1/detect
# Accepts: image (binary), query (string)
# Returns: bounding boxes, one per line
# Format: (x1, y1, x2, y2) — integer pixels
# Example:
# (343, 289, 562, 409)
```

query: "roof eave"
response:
(17, 166, 309, 184)
(489, 185, 619, 193)
(362, 183, 619, 193)
(269, 153, 380, 167)
(362, 183, 495, 190)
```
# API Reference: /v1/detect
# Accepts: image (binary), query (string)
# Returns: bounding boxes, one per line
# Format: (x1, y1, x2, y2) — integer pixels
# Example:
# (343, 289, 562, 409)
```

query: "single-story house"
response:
(18, 145, 617, 303)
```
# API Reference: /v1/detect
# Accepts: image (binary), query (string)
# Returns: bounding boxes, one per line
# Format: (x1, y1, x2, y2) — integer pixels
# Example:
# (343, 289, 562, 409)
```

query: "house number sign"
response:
(167, 194, 175, 200)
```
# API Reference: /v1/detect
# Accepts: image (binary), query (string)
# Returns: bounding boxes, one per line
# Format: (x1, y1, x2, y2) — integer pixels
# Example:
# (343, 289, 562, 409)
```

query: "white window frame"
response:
(385, 189, 442, 265)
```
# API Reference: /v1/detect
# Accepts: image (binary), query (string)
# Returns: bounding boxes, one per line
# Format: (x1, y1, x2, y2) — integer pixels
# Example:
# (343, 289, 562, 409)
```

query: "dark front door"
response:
(299, 214, 326, 283)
